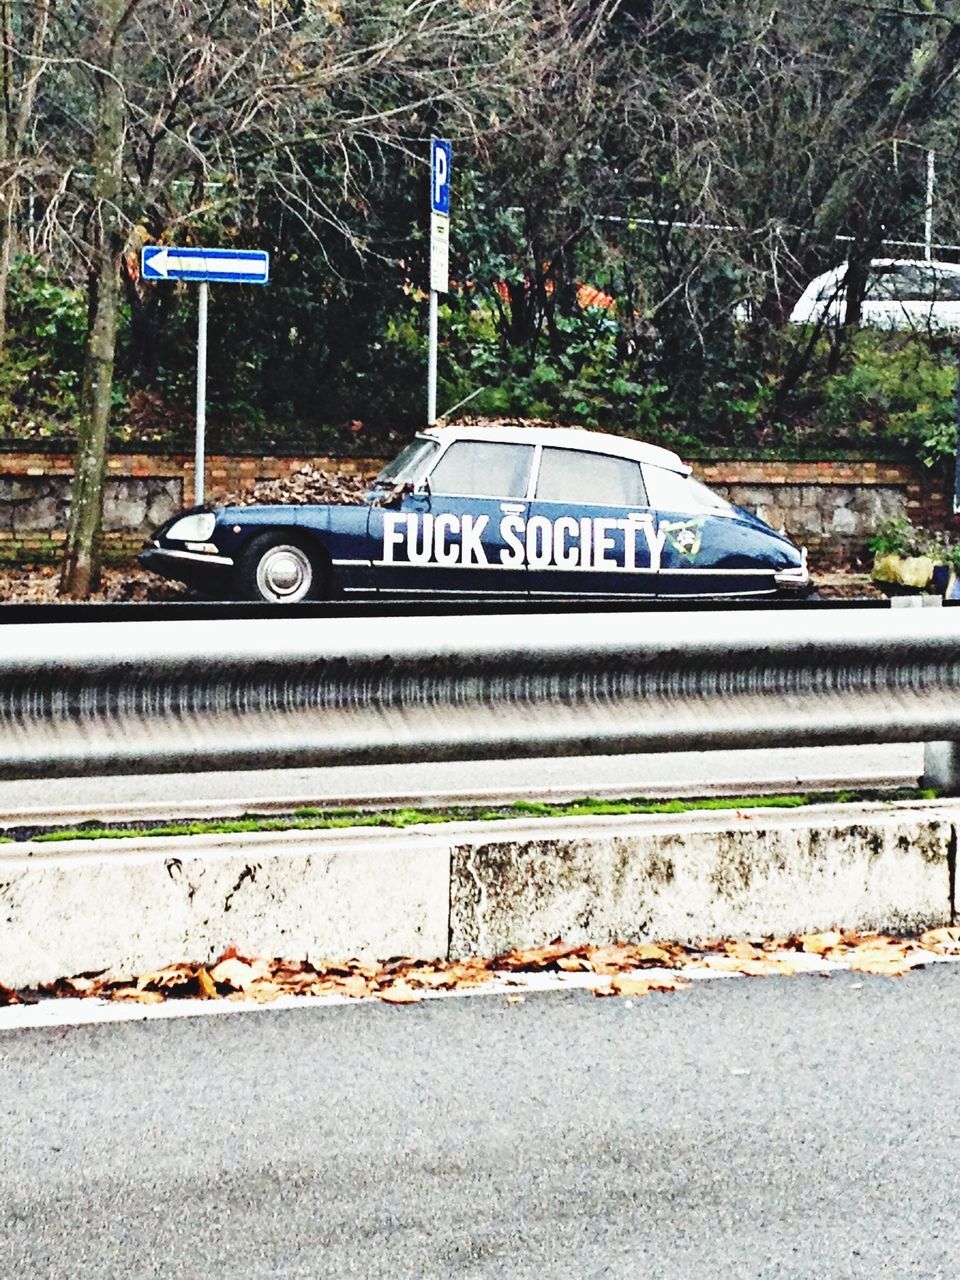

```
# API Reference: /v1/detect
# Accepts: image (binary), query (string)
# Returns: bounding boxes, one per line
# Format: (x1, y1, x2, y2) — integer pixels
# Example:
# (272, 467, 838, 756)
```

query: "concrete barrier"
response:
(447, 802, 952, 957)
(0, 828, 451, 987)
(0, 800, 954, 987)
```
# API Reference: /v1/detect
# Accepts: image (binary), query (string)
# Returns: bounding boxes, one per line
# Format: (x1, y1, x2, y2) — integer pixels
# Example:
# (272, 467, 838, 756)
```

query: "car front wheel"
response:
(236, 534, 327, 603)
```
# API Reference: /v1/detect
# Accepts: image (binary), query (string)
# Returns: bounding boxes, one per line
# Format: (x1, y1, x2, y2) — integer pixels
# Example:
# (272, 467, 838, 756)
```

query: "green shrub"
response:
(0, 255, 86, 436)
(819, 332, 956, 466)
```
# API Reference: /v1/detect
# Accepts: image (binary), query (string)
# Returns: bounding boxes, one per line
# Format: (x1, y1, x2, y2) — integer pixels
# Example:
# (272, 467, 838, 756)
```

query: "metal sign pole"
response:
(925, 150, 935, 263)
(196, 282, 208, 506)
(142, 245, 270, 509)
(428, 137, 451, 427)
(427, 289, 438, 425)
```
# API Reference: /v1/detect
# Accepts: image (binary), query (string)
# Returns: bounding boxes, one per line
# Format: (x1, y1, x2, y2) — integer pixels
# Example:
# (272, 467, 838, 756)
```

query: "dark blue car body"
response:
(139, 425, 811, 602)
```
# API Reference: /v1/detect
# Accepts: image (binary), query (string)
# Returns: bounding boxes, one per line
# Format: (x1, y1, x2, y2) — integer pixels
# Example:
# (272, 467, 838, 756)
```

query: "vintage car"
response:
(138, 424, 811, 602)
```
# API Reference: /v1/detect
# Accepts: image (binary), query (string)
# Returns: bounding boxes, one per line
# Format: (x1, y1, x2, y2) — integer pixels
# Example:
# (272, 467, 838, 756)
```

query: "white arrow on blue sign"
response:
(141, 246, 270, 285)
(431, 138, 452, 216)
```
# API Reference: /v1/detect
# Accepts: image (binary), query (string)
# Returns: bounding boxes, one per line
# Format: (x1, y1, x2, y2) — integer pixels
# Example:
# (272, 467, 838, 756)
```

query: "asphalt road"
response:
(0, 743, 923, 823)
(2, 967, 958, 1279)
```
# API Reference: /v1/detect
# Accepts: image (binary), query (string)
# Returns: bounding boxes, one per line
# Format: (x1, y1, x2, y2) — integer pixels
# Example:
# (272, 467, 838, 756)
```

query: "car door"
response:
(371, 439, 535, 596)
(643, 464, 788, 597)
(525, 446, 657, 599)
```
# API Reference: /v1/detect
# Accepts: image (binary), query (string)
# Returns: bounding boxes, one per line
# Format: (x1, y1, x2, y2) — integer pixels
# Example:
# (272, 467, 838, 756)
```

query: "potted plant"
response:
(868, 516, 935, 594)
(867, 515, 960, 596)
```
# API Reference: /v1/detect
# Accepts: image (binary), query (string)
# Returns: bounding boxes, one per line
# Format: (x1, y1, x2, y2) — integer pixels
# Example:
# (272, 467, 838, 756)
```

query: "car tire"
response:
(235, 533, 329, 603)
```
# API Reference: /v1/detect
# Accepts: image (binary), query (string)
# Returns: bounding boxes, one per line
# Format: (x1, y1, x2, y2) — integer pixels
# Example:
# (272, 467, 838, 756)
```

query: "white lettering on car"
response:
(406, 513, 434, 564)
(499, 514, 525, 567)
(382, 511, 407, 564)
(460, 514, 490, 565)
(593, 518, 617, 569)
(379, 510, 678, 571)
(433, 512, 460, 566)
(553, 516, 579, 568)
(578, 517, 593, 567)
(526, 515, 553, 569)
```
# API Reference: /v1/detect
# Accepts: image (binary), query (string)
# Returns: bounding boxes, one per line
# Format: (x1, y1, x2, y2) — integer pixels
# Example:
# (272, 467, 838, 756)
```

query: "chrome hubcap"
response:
(256, 545, 312, 602)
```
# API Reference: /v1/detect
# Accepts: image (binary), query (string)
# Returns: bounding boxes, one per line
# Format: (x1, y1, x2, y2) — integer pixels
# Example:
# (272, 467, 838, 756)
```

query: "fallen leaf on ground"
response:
(379, 982, 423, 1005)
(209, 956, 271, 990)
(584, 943, 685, 974)
(717, 939, 766, 960)
(136, 964, 202, 993)
(496, 942, 584, 971)
(795, 930, 844, 955)
(919, 927, 960, 954)
(846, 946, 920, 977)
(602, 972, 686, 998)
(109, 987, 165, 1004)
(248, 983, 284, 1003)
(327, 974, 373, 999)
(196, 967, 217, 999)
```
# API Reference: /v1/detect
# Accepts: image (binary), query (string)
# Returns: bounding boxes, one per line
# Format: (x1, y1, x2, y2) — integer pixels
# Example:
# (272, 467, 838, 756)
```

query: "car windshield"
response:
(643, 466, 735, 514)
(373, 436, 441, 487)
(688, 477, 736, 513)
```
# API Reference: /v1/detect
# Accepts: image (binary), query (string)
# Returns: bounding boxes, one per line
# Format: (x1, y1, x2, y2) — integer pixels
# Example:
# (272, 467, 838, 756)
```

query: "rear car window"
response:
(427, 441, 534, 499)
(535, 448, 647, 507)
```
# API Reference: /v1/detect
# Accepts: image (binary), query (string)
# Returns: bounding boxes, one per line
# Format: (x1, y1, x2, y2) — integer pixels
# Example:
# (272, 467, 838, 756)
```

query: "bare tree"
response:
(51, 0, 522, 595)
(0, 0, 51, 350)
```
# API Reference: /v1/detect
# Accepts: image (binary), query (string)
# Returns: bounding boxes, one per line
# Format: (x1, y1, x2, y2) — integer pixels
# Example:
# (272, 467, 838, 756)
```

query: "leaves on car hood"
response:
(220, 464, 376, 507)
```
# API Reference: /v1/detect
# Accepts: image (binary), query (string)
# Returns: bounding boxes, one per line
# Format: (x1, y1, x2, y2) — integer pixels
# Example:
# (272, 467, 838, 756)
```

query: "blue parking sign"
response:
(431, 138, 452, 216)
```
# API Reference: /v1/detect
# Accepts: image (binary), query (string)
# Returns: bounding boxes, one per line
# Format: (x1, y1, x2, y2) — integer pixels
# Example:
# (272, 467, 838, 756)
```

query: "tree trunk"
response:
(0, 0, 12, 356)
(0, 182, 18, 354)
(59, 0, 124, 598)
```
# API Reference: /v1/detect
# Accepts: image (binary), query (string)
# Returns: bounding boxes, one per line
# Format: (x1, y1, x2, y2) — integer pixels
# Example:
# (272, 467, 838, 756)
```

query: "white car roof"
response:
(422, 424, 690, 475)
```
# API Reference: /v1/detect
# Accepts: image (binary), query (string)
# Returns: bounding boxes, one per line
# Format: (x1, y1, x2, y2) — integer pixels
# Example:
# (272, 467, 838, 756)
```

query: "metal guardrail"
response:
(0, 609, 959, 786)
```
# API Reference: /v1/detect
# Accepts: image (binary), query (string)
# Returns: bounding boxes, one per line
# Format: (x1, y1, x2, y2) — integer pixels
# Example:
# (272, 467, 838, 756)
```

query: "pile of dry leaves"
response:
(0, 565, 188, 604)
(4, 928, 958, 1009)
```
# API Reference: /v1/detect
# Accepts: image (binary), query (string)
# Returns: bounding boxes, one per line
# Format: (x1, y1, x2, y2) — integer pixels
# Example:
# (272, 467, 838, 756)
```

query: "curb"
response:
(1, 801, 954, 987)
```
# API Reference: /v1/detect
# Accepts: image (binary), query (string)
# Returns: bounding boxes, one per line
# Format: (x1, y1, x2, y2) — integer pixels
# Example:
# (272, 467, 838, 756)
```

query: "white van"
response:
(789, 258, 960, 329)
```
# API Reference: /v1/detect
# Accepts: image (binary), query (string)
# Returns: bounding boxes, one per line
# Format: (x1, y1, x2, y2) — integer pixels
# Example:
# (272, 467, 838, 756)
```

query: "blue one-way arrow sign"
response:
(141, 246, 270, 285)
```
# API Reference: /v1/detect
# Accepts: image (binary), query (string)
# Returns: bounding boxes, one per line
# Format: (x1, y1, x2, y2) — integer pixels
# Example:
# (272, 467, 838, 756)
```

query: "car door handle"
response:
(500, 503, 525, 514)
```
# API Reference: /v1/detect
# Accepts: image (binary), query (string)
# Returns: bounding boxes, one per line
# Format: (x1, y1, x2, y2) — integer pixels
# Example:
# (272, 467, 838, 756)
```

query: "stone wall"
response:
(0, 447, 953, 568)
(696, 459, 954, 567)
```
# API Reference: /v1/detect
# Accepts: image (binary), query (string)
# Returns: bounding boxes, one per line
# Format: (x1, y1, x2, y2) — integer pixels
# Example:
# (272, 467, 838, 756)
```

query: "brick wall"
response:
(0, 452, 381, 565)
(0, 449, 954, 569)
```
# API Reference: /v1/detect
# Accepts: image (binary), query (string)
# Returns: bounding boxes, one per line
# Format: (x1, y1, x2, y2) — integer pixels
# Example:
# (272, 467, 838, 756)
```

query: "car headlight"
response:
(167, 512, 217, 542)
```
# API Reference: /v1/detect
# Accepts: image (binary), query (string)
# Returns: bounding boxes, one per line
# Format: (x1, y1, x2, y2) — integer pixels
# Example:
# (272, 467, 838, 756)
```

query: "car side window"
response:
(928, 270, 960, 301)
(865, 267, 903, 301)
(907, 267, 960, 301)
(427, 441, 534, 499)
(535, 448, 647, 507)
